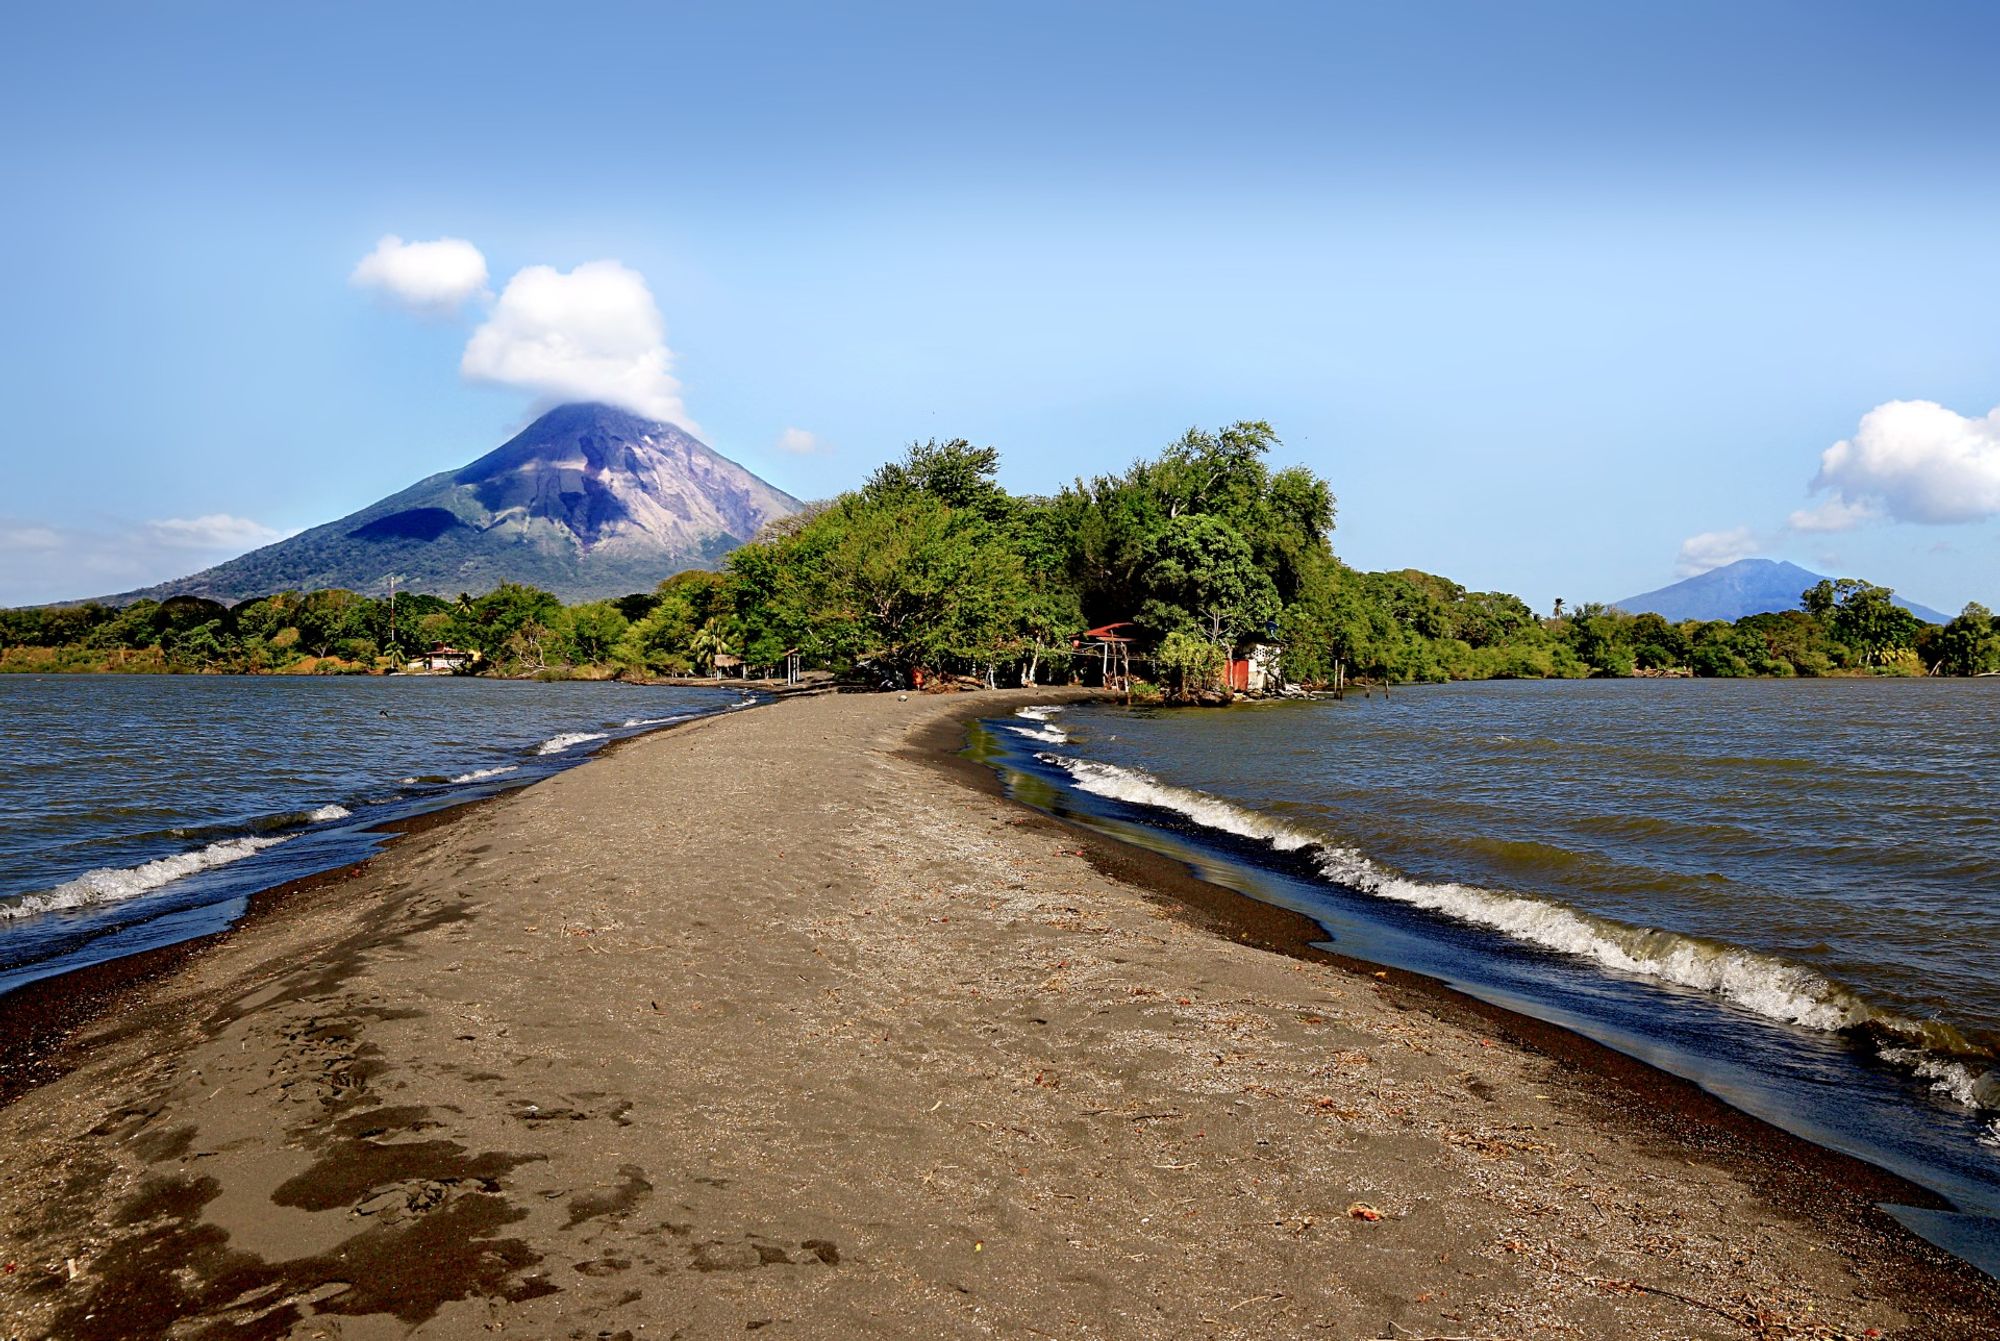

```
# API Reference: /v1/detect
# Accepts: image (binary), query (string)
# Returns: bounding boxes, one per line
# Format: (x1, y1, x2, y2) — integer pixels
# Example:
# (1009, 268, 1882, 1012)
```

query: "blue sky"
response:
(3, 1, 1998, 611)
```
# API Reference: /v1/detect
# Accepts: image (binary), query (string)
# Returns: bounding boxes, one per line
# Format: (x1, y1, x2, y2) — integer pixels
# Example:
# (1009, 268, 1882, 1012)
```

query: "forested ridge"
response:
(6, 427, 1997, 683)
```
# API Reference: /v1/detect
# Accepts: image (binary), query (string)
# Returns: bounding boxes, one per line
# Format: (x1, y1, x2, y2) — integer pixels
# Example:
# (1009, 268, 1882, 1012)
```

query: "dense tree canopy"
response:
(5, 425, 1992, 685)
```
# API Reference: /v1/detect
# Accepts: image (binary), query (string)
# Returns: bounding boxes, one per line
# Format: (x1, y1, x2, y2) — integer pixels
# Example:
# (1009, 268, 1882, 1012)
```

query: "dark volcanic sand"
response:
(1, 689, 1995, 1339)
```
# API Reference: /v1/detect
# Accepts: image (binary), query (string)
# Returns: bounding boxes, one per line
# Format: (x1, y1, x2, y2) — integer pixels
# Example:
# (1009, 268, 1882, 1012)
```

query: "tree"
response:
(864, 438, 1013, 522)
(1128, 421, 1281, 521)
(1135, 514, 1278, 647)
(1626, 613, 1689, 672)
(453, 584, 563, 659)
(687, 619, 731, 675)
(1689, 621, 1753, 677)
(1155, 630, 1226, 701)
(1829, 582, 1920, 667)
(1928, 603, 2000, 676)
(730, 488, 1030, 683)
(565, 601, 630, 665)
(1565, 604, 1635, 676)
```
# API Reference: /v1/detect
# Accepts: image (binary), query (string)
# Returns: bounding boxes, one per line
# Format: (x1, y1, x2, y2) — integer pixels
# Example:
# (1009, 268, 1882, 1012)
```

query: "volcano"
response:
(100, 404, 802, 603)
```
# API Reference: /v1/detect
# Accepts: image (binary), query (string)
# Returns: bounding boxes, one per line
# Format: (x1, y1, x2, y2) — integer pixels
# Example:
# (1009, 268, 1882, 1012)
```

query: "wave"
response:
(1879, 1048, 1991, 1109)
(165, 803, 352, 838)
(536, 731, 608, 755)
(449, 765, 519, 784)
(622, 714, 692, 728)
(1040, 752, 1996, 1104)
(1049, 755, 1317, 851)
(1011, 705, 1070, 743)
(1, 835, 288, 921)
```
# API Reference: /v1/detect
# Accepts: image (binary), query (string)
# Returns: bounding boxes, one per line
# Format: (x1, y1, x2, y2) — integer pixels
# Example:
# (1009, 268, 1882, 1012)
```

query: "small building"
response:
(711, 653, 744, 679)
(1227, 642, 1284, 695)
(422, 644, 473, 672)
(1072, 622, 1139, 691)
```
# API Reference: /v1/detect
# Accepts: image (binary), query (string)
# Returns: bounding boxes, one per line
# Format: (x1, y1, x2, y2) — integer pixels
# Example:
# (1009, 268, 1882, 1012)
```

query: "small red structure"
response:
(1225, 658, 1251, 692)
(1072, 622, 1139, 694)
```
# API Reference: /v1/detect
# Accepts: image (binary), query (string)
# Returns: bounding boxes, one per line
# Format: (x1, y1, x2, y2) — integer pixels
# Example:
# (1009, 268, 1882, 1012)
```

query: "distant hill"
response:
(1614, 558, 1950, 624)
(96, 403, 801, 604)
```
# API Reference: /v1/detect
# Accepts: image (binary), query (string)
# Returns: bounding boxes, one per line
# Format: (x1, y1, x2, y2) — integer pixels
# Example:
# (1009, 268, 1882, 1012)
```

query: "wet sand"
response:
(2, 688, 1996, 1339)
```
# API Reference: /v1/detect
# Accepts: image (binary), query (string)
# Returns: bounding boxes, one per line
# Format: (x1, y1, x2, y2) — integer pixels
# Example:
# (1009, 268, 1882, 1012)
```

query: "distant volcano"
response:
(99, 403, 801, 603)
(1614, 558, 1950, 624)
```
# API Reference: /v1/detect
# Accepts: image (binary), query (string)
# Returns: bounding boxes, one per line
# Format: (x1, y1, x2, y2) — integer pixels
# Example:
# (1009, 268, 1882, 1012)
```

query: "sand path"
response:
(2, 689, 1995, 1339)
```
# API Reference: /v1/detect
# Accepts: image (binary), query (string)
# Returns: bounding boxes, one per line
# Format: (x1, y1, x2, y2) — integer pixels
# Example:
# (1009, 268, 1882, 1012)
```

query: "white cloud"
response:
(1806, 399, 2000, 526)
(145, 514, 285, 551)
(1676, 526, 1761, 577)
(460, 260, 692, 428)
(350, 235, 490, 315)
(0, 525, 61, 551)
(1786, 496, 1879, 534)
(775, 427, 825, 455)
(0, 515, 286, 606)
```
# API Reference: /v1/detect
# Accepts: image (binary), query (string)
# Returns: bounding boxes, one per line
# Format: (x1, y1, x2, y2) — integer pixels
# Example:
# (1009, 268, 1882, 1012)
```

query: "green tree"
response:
(565, 601, 630, 664)
(1564, 603, 1635, 676)
(1928, 603, 2000, 676)
(1155, 629, 1227, 700)
(453, 583, 564, 660)
(1626, 613, 1690, 672)
(687, 619, 731, 674)
(864, 438, 1014, 523)
(1829, 582, 1921, 667)
(1135, 514, 1279, 647)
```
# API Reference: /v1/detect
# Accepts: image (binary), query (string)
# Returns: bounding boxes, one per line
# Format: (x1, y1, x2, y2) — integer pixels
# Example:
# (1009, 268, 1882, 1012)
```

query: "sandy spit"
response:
(0, 688, 1995, 1340)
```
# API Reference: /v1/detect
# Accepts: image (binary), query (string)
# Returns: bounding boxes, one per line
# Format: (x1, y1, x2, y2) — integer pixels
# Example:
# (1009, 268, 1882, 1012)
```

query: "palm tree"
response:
(688, 620, 729, 676)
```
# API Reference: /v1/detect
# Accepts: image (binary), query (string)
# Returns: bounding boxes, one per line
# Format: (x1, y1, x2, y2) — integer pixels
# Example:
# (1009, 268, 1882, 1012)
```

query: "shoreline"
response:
(915, 696, 1983, 1269)
(0, 797, 502, 1112)
(0, 690, 756, 1110)
(0, 689, 1995, 1337)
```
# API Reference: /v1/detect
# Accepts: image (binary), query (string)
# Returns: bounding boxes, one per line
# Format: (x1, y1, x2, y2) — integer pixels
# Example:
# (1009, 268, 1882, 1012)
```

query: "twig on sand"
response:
(1581, 1275, 1758, 1330)
(1381, 1323, 1515, 1341)
(1227, 1290, 1284, 1311)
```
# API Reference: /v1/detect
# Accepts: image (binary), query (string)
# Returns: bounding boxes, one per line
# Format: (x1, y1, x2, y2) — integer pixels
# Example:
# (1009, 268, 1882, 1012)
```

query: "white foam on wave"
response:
(1880, 1048, 1986, 1108)
(1041, 753, 1991, 1087)
(1047, 755, 1318, 852)
(1, 835, 288, 922)
(623, 714, 691, 728)
(307, 804, 351, 823)
(537, 731, 608, 755)
(450, 765, 519, 784)
(1006, 723, 1069, 744)
(1017, 704, 1065, 722)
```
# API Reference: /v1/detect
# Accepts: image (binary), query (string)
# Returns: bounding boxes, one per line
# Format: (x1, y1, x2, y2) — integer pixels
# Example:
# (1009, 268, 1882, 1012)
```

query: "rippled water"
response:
(0, 674, 745, 996)
(975, 680, 2000, 1273)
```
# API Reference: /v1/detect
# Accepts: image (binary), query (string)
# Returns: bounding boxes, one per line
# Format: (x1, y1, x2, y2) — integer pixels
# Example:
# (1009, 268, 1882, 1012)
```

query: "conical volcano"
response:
(100, 404, 802, 603)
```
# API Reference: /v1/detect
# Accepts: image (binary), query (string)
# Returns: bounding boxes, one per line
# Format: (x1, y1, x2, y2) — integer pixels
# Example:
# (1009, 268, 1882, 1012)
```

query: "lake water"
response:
(973, 679, 2000, 1274)
(0, 674, 746, 997)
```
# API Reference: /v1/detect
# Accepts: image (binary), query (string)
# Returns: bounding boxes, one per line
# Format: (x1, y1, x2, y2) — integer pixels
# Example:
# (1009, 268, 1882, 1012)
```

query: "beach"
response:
(2, 689, 1996, 1340)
